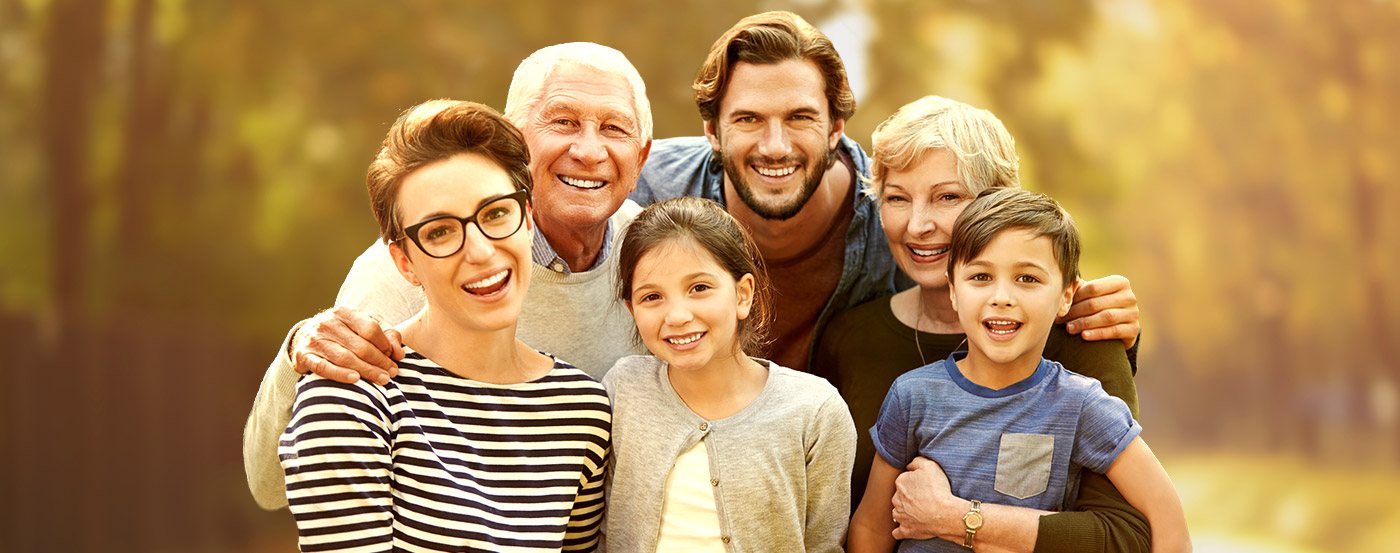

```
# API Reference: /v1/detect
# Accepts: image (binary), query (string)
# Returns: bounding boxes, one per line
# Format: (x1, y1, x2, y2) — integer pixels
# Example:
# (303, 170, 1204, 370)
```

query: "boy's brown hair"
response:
(947, 188, 1081, 286)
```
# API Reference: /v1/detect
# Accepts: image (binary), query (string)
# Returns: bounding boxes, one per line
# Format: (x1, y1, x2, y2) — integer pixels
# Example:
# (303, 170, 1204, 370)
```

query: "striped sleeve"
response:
(562, 446, 608, 551)
(279, 375, 395, 553)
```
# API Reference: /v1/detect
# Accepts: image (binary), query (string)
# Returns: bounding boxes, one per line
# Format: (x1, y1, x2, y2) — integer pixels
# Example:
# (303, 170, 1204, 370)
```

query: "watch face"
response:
(964, 511, 984, 530)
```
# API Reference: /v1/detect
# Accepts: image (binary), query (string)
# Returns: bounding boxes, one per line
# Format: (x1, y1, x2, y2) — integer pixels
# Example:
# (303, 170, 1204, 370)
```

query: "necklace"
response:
(912, 288, 967, 367)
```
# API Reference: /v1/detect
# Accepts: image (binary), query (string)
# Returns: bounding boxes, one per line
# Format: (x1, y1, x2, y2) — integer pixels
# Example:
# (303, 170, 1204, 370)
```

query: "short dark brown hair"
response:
(366, 99, 531, 243)
(618, 197, 773, 356)
(693, 11, 856, 124)
(947, 188, 1082, 286)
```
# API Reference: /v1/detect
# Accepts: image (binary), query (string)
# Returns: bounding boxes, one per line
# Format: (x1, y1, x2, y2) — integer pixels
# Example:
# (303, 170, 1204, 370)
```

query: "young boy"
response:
(849, 188, 1189, 552)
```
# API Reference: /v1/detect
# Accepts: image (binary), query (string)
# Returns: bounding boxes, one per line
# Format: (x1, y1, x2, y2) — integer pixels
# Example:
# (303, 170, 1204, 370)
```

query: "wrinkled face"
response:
(626, 238, 755, 374)
(949, 229, 1074, 371)
(706, 59, 844, 221)
(522, 62, 650, 232)
(389, 153, 533, 334)
(878, 149, 975, 291)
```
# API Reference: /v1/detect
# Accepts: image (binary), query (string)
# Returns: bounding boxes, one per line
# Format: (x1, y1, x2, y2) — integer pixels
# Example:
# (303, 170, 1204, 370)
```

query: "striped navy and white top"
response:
(279, 348, 611, 552)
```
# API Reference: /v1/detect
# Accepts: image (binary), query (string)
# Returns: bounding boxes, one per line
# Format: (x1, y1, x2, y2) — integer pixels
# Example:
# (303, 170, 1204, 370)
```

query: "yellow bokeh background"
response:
(2, 1, 1396, 551)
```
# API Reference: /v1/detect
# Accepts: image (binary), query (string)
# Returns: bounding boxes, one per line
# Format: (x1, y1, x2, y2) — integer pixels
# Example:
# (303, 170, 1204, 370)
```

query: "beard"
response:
(719, 142, 839, 221)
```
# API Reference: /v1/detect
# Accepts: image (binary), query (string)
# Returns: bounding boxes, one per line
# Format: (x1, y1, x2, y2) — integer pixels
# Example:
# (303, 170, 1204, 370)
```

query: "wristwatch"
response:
(961, 499, 983, 549)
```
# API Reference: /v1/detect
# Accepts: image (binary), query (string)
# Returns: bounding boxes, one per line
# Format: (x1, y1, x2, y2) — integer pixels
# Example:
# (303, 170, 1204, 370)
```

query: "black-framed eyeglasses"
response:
(399, 189, 530, 258)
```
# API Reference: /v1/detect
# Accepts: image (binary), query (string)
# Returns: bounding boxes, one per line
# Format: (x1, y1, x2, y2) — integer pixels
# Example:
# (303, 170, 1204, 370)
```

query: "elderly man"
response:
(631, 11, 1150, 553)
(242, 42, 651, 510)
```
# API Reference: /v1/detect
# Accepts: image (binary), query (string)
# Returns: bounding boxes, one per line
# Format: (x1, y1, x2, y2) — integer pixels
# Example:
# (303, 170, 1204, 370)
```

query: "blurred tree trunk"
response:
(43, 0, 106, 336)
(116, 0, 159, 261)
(37, 2, 108, 552)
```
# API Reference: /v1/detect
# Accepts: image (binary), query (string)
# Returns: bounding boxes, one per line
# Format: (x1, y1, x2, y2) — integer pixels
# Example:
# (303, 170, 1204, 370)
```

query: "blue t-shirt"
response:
(872, 351, 1141, 552)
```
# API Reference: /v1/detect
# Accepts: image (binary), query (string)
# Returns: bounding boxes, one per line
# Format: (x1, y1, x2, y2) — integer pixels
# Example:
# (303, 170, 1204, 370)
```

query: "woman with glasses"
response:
(278, 100, 610, 552)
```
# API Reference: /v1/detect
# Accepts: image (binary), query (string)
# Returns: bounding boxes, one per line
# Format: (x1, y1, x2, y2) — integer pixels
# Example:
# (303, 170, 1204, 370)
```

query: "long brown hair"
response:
(618, 197, 773, 356)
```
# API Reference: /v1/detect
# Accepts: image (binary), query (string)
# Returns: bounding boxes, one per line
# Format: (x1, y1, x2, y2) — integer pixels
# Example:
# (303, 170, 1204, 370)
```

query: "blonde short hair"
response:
(867, 95, 1019, 197)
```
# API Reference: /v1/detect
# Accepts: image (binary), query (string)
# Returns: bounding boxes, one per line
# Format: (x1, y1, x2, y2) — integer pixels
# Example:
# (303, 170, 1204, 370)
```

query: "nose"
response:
(908, 202, 938, 237)
(663, 300, 694, 327)
(459, 224, 495, 264)
(990, 280, 1016, 308)
(756, 120, 793, 160)
(569, 124, 608, 165)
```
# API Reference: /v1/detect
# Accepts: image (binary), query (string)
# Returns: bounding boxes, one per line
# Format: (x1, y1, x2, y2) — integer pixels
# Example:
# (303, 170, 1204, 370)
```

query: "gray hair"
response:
(503, 42, 654, 141)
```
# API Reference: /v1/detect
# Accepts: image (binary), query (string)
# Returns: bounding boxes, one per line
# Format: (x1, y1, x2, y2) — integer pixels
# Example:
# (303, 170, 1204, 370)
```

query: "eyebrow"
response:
(409, 191, 516, 223)
(883, 179, 962, 192)
(539, 102, 637, 125)
(964, 259, 1052, 272)
(632, 271, 722, 292)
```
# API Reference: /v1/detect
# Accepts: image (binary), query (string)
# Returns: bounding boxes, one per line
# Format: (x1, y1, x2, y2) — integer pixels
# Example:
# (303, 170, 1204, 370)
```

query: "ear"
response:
(624, 299, 634, 317)
(734, 273, 756, 321)
(947, 281, 958, 311)
(703, 120, 721, 153)
(1057, 278, 1080, 318)
(827, 116, 846, 151)
(389, 241, 420, 287)
(524, 203, 535, 231)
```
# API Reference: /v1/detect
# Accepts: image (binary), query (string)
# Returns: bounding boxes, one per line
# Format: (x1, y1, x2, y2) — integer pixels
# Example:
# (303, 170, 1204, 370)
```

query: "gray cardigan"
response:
(602, 355, 857, 552)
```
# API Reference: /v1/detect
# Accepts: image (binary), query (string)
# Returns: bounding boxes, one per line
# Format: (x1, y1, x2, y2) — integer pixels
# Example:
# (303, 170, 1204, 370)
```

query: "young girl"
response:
(602, 197, 857, 552)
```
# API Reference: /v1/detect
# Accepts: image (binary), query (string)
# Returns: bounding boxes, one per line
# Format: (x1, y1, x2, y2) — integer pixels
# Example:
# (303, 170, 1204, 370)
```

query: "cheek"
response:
(880, 209, 906, 241)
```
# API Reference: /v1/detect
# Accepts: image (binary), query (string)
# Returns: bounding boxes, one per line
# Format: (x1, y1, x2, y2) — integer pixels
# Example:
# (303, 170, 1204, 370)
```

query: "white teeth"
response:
(754, 166, 797, 177)
(666, 333, 703, 345)
(985, 320, 1020, 335)
(559, 175, 605, 189)
(464, 269, 508, 289)
(910, 246, 950, 257)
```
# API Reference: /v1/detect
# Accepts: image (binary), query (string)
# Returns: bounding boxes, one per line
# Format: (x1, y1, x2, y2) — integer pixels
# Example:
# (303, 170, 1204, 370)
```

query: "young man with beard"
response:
(631, 11, 1152, 552)
(633, 11, 1141, 372)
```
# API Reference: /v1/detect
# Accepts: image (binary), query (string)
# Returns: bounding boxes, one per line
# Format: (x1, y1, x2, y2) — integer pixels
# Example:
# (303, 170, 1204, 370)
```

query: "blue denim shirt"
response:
(631, 135, 902, 368)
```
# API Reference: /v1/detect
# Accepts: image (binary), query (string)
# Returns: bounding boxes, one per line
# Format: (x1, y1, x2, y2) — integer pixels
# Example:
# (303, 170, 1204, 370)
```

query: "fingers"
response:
(1061, 274, 1140, 348)
(1064, 309, 1140, 348)
(297, 351, 361, 384)
(291, 308, 399, 385)
(906, 456, 935, 471)
(1062, 280, 1137, 323)
(1073, 274, 1129, 302)
(382, 328, 405, 378)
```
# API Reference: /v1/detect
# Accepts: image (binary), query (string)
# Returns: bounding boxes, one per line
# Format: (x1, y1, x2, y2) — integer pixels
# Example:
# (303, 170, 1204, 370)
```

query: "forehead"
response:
(396, 153, 515, 222)
(973, 229, 1057, 266)
(719, 59, 828, 117)
(885, 149, 960, 187)
(634, 237, 725, 281)
(533, 63, 638, 121)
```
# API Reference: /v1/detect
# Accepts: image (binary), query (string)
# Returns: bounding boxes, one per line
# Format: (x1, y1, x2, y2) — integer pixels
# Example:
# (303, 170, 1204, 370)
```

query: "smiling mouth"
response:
(462, 269, 510, 296)
(909, 245, 950, 258)
(665, 332, 704, 345)
(754, 165, 797, 178)
(984, 319, 1022, 335)
(559, 175, 606, 189)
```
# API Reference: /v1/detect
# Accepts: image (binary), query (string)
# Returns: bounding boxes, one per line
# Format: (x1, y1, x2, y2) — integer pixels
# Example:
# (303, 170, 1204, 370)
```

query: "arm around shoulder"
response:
(242, 322, 305, 510)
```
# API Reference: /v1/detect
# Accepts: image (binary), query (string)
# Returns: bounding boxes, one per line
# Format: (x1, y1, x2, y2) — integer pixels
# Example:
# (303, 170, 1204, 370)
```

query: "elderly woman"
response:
(278, 100, 610, 552)
(813, 96, 1149, 552)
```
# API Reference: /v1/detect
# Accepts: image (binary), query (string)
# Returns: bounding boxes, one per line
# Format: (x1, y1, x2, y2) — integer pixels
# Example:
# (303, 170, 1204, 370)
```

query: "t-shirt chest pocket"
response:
(994, 433, 1054, 500)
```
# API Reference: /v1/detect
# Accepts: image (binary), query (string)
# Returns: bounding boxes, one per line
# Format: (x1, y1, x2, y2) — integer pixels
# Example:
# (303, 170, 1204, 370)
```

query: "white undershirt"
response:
(655, 440, 727, 551)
